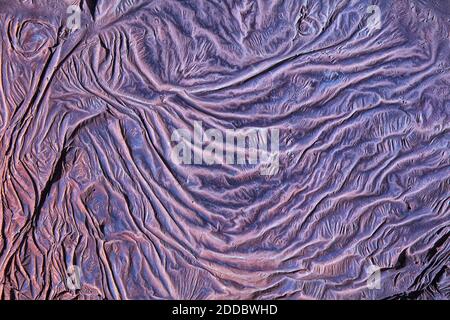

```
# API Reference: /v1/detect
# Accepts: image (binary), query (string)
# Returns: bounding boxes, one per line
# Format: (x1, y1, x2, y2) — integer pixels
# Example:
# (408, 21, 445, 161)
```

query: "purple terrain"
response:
(0, 0, 448, 299)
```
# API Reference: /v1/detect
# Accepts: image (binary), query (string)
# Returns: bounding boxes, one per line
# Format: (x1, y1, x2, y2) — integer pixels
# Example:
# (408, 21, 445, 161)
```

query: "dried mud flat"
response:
(0, 0, 448, 300)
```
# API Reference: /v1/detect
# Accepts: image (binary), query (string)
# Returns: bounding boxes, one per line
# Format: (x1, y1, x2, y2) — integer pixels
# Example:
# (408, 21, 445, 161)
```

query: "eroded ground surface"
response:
(0, 0, 448, 299)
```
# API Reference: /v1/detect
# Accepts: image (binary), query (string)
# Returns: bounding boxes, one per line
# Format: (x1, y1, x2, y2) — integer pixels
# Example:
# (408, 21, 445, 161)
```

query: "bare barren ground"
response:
(0, 0, 448, 300)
